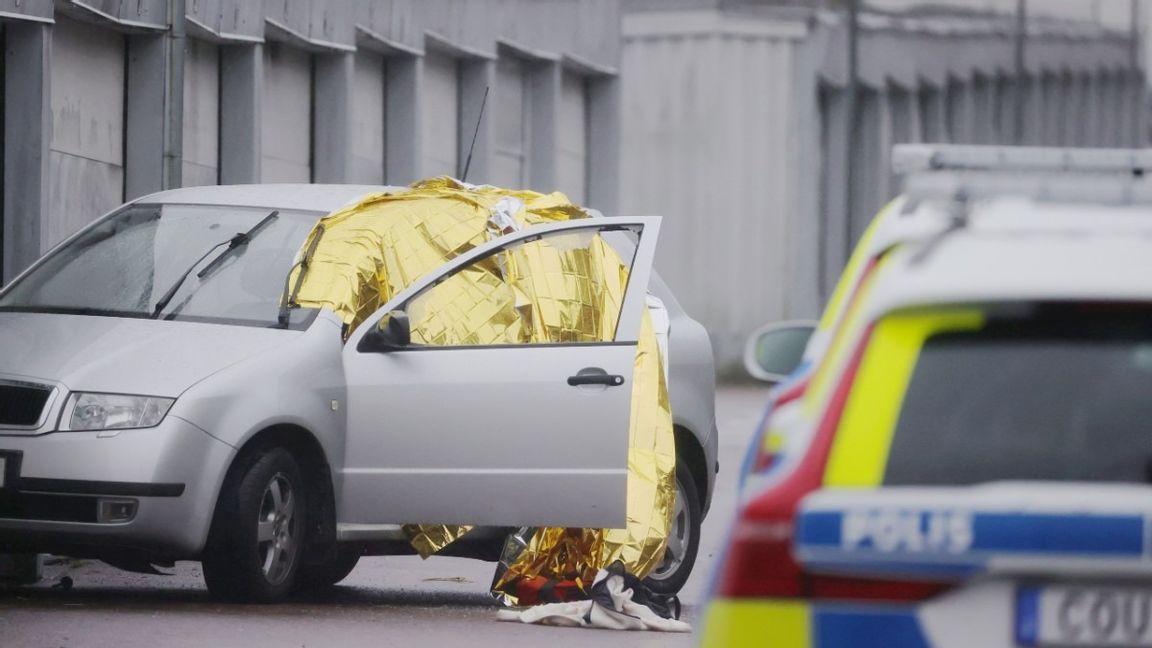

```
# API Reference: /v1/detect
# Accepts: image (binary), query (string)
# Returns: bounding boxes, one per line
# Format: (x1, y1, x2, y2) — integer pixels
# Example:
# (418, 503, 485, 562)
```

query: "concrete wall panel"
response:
(422, 51, 460, 177)
(47, 16, 124, 248)
(557, 70, 588, 204)
(621, 23, 795, 371)
(217, 0, 263, 41)
(493, 56, 528, 188)
(44, 153, 123, 247)
(0, 0, 53, 22)
(350, 51, 386, 184)
(261, 42, 312, 183)
(183, 38, 220, 187)
(3, 22, 50, 280)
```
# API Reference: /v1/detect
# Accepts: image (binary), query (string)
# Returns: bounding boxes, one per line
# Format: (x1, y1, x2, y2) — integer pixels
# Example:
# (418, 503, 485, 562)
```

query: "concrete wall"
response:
(261, 42, 312, 183)
(621, 5, 1146, 375)
(493, 56, 529, 188)
(350, 51, 387, 184)
(0, 0, 622, 283)
(557, 72, 590, 205)
(46, 15, 125, 250)
(621, 11, 807, 373)
(182, 38, 219, 188)
(422, 51, 461, 178)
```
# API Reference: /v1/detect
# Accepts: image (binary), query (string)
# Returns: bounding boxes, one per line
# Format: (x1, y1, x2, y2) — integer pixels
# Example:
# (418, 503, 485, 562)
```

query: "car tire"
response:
(203, 447, 308, 603)
(296, 547, 361, 591)
(644, 459, 702, 595)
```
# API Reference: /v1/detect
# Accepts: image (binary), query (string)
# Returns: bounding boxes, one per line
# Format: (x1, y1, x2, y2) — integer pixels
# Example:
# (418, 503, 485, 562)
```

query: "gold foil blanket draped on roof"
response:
(288, 178, 588, 334)
(288, 177, 675, 596)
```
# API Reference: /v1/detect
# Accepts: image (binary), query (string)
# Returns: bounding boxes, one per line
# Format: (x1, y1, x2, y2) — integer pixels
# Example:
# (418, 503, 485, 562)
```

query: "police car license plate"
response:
(1018, 586, 1152, 647)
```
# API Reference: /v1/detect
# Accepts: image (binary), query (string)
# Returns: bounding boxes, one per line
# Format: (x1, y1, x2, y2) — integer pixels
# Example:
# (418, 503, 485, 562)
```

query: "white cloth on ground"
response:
(494, 567, 691, 632)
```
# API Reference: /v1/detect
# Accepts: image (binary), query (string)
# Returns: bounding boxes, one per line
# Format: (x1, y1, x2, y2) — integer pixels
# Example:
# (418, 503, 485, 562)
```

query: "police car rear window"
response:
(884, 305, 1152, 485)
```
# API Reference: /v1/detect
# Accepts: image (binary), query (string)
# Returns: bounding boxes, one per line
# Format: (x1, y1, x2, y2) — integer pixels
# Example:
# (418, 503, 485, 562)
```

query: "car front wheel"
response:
(644, 459, 701, 595)
(203, 447, 307, 602)
(296, 547, 361, 591)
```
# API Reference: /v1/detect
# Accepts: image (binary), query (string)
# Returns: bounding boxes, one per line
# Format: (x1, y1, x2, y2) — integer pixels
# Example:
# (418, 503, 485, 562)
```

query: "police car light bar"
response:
(893, 144, 1152, 178)
(902, 171, 1152, 206)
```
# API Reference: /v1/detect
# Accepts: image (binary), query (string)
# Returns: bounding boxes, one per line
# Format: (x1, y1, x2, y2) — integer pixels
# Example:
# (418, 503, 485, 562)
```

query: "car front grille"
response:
(0, 382, 52, 427)
(0, 493, 99, 523)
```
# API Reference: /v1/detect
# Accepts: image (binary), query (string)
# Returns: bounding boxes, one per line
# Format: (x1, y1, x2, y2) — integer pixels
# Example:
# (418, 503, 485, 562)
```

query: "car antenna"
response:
(459, 85, 489, 183)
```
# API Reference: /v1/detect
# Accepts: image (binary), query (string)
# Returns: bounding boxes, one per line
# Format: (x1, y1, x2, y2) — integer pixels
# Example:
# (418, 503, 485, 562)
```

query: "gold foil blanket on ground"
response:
(288, 177, 675, 598)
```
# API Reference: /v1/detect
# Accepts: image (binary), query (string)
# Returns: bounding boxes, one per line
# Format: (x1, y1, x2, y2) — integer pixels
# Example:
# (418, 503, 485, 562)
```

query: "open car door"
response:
(339, 217, 660, 529)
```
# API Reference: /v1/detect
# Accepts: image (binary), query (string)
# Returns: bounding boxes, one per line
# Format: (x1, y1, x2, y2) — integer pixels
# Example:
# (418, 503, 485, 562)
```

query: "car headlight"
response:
(62, 393, 175, 431)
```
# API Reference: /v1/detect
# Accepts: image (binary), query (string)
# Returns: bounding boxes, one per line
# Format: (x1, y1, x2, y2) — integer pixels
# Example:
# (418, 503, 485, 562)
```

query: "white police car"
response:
(705, 145, 1152, 647)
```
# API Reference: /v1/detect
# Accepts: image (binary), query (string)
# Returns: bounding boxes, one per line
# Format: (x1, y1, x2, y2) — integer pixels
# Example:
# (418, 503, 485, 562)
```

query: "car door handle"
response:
(567, 368, 625, 387)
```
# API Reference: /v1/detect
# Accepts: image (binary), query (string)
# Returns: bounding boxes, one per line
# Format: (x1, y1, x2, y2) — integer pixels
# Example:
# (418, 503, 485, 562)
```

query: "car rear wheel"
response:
(644, 459, 701, 595)
(203, 447, 307, 602)
(296, 547, 361, 591)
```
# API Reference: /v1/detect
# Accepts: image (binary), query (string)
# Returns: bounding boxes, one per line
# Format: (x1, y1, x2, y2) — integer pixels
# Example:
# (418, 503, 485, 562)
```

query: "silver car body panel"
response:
(0, 415, 233, 556)
(0, 312, 299, 406)
(340, 217, 659, 529)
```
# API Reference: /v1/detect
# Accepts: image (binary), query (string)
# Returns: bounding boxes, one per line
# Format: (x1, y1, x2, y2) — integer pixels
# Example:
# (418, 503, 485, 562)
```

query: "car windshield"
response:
(885, 304, 1152, 485)
(0, 203, 321, 329)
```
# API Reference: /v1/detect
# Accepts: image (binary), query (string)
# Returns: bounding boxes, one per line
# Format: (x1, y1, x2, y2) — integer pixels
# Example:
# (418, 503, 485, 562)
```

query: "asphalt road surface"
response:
(0, 385, 767, 648)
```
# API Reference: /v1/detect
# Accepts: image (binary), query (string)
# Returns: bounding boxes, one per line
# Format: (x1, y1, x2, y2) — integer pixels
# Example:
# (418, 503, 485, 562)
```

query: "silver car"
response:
(0, 185, 717, 601)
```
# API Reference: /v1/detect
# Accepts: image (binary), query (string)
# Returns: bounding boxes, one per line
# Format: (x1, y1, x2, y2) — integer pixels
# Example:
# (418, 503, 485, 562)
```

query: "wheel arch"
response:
(205, 424, 337, 555)
(674, 424, 709, 516)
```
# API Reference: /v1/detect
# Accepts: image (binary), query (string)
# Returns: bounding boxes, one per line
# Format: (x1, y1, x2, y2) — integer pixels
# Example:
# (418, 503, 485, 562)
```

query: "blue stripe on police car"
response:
(795, 509, 1145, 564)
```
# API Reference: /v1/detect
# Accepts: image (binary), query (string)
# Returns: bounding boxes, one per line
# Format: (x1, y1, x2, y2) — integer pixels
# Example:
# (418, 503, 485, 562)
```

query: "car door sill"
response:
(336, 523, 407, 542)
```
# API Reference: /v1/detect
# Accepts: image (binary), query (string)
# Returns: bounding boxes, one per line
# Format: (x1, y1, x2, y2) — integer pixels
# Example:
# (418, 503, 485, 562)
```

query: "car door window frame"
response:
(345, 217, 661, 352)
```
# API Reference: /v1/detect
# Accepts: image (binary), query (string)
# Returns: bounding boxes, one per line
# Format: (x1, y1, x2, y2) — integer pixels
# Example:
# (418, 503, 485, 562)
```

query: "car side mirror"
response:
(744, 321, 817, 383)
(359, 310, 411, 353)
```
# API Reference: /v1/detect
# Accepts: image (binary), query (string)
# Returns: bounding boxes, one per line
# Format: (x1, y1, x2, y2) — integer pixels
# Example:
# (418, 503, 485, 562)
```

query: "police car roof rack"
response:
(895, 145, 1152, 208)
(893, 144, 1152, 178)
(893, 145, 1152, 264)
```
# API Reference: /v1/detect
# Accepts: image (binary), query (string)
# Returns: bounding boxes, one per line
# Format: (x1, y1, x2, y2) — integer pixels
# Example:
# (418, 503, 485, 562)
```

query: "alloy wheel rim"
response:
(649, 479, 689, 581)
(257, 473, 297, 585)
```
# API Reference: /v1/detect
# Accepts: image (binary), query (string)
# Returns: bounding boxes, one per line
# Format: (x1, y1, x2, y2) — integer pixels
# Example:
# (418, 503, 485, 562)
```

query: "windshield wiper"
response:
(151, 210, 280, 319)
(277, 224, 325, 328)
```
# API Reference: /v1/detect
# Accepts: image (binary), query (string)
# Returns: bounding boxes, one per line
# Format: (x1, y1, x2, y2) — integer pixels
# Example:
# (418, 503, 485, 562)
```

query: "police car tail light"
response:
(812, 576, 949, 601)
(716, 328, 871, 599)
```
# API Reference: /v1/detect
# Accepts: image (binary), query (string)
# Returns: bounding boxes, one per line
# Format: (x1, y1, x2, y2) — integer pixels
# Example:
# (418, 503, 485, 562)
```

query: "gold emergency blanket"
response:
(288, 177, 675, 593)
(492, 310, 676, 605)
(289, 178, 588, 334)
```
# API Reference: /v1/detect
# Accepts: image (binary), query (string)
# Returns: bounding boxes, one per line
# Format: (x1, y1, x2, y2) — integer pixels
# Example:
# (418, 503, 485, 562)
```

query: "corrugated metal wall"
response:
(621, 6, 1146, 375)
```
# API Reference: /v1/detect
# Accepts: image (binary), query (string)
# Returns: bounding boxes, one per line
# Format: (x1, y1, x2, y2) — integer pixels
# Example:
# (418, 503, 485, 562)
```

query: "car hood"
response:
(0, 312, 301, 397)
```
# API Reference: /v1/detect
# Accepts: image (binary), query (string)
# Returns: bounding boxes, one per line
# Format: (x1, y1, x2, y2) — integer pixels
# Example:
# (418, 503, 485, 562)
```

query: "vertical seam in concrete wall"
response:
(219, 43, 262, 184)
(121, 33, 129, 201)
(385, 54, 421, 183)
(126, 33, 168, 199)
(587, 73, 620, 214)
(310, 54, 317, 182)
(528, 59, 560, 191)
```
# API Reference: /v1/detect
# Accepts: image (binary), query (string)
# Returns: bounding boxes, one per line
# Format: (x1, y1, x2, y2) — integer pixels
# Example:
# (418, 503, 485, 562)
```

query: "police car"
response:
(706, 145, 1152, 647)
